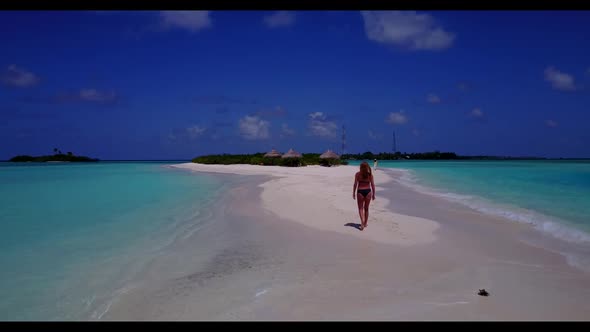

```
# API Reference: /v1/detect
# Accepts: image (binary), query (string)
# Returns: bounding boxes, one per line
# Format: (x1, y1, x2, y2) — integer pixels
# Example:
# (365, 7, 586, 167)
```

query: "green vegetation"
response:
(342, 151, 547, 161)
(191, 150, 547, 166)
(192, 153, 346, 167)
(9, 149, 99, 162)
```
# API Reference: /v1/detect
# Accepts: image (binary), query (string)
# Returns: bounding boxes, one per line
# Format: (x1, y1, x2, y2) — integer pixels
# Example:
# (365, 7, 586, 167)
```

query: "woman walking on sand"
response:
(353, 161, 375, 231)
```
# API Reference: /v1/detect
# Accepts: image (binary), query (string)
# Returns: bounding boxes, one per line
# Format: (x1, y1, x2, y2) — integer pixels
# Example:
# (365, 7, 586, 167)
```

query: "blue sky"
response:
(1, 10, 589, 159)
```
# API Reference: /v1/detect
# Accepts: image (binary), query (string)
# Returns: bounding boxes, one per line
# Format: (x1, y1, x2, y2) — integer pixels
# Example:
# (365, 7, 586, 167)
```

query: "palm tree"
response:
(53, 148, 58, 155)
(67, 152, 73, 157)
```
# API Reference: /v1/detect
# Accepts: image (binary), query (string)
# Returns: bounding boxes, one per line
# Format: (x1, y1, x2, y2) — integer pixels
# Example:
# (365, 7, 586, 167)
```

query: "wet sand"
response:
(102, 164, 590, 320)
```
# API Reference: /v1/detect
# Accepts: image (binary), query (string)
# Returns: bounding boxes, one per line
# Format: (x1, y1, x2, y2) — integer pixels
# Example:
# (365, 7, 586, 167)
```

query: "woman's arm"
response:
(371, 174, 376, 200)
(352, 173, 358, 199)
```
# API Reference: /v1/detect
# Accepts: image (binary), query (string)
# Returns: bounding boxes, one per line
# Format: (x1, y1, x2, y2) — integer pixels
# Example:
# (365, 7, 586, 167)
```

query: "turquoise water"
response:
(0, 162, 224, 320)
(351, 160, 590, 244)
(3, 160, 589, 319)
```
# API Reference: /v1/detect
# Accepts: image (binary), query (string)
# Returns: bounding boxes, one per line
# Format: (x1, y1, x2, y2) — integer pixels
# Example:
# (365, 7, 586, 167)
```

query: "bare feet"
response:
(359, 225, 364, 231)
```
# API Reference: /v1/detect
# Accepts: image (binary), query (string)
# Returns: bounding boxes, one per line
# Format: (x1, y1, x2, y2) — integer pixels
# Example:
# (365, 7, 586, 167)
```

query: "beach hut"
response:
(281, 148, 302, 167)
(319, 149, 340, 160)
(281, 148, 302, 159)
(264, 149, 282, 158)
(319, 149, 340, 167)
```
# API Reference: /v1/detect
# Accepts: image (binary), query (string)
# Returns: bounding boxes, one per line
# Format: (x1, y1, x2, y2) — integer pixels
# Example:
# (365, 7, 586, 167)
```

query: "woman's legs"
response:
(363, 193, 372, 228)
(357, 193, 365, 230)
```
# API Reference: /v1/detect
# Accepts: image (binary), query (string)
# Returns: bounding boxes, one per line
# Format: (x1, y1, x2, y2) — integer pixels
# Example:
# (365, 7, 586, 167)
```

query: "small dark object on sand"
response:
(478, 289, 489, 296)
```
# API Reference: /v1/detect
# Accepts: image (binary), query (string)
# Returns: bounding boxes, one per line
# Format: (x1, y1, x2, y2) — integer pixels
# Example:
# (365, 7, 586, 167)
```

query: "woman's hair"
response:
(360, 161, 372, 179)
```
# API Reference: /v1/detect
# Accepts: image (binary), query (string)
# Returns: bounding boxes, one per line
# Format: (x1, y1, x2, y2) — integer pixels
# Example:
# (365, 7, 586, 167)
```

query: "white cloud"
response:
(263, 11, 296, 28)
(281, 123, 296, 137)
(160, 11, 211, 32)
(186, 125, 207, 139)
(1, 65, 40, 87)
(239, 115, 270, 140)
(470, 108, 484, 118)
(309, 111, 325, 120)
(166, 125, 207, 143)
(361, 11, 455, 51)
(544, 66, 576, 91)
(308, 112, 338, 138)
(545, 120, 558, 128)
(427, 93, 441, 104)
(386, 111, 408, 124)
(79, 89, 118, 103)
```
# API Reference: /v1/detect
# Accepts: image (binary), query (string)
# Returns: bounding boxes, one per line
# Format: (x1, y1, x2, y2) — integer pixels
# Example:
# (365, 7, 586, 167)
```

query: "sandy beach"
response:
(6, 9, 590, 322)
(174, 163, 440, 246)
(102, 163, 590, 321)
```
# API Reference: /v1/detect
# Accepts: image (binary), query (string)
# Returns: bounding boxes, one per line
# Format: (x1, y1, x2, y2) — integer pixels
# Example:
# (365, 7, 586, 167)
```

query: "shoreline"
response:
(101, 163, 590, 320)
(385, 167, 590, 273)
(171, 163, 590, 272)
(171, 164, 440, 246)
(388, 166, 590, 244)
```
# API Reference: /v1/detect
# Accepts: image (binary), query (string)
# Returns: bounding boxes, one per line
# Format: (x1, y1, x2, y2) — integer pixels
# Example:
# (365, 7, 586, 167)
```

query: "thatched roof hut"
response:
(281, 148, 302, 158)
(319, 149, 340, 159)
(264, 149, 282, 158)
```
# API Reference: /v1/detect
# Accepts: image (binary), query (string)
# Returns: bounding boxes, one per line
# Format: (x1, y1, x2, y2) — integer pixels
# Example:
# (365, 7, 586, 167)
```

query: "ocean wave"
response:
(90, 285, 134, 320)
(389, 168, 590, 245)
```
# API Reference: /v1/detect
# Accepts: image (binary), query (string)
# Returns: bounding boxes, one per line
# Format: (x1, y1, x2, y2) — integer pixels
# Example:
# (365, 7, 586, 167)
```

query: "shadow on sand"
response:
(344, 222, 362, 231)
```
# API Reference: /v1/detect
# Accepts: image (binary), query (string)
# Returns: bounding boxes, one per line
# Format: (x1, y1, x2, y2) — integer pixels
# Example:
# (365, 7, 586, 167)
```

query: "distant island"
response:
(192, 152, 341, 167)
(341, 151, 548, 161)
(192, 151, 549, 166)
(9, 148, 99, 162)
